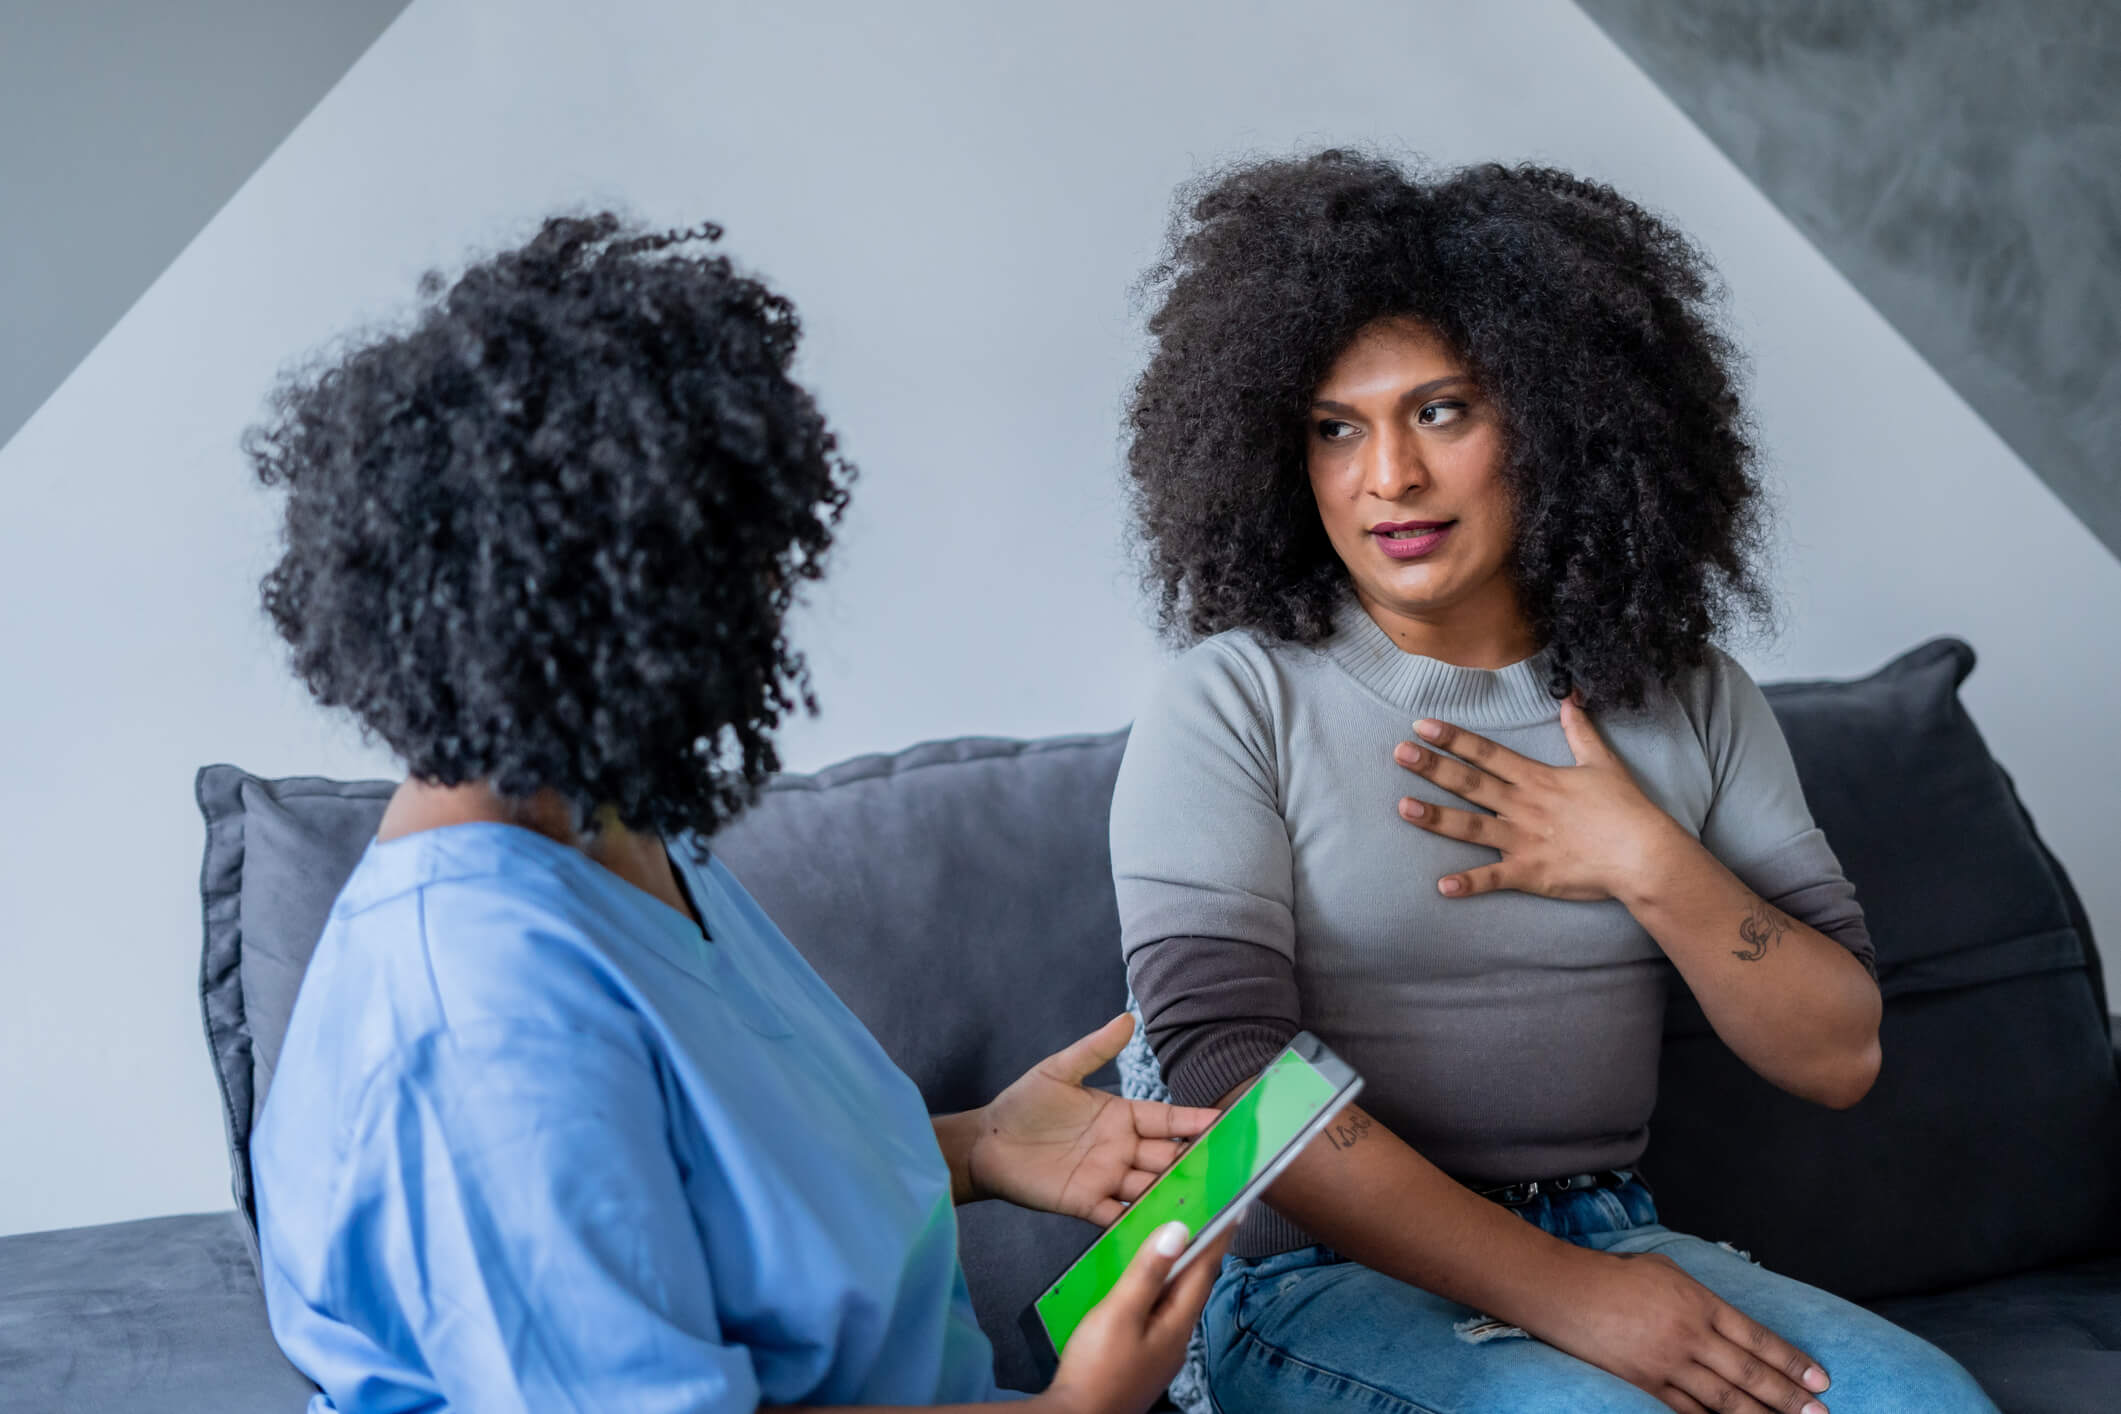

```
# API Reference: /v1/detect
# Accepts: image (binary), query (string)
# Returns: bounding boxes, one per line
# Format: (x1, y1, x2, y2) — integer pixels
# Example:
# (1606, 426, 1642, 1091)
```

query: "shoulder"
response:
(1127, 631, 1287, 761)
(1116, 631, 1298, 815)
(1661, 643, 1777, 758)
(1143, 628, 1303, 728)
(261, 830, 669, 1192)
(1167, 628, 1276, 689)
(1665, 641, 1755, 712)
(322, 826, 645, 1044)
(1654, 645, 1820, 843)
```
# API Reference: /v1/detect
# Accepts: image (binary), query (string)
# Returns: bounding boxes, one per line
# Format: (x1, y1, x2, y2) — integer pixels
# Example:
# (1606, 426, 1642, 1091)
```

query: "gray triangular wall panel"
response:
(1574, 1, 2121, 561)
(0, 0, 414, 455)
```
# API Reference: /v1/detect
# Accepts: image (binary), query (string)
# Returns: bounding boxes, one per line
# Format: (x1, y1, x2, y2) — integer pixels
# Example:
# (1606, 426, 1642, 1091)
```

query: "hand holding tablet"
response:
(1023, 1033, 1363, 1369)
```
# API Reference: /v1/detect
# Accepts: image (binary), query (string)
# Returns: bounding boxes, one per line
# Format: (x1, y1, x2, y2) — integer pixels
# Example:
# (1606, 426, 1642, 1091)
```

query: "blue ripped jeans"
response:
(1201, 1177, 1996, 1414)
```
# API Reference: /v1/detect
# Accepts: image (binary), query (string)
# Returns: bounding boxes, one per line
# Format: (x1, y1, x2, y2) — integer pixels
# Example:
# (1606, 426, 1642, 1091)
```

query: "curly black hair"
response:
(249, 212, 854, 835)
(1126, 150, 1772, 710)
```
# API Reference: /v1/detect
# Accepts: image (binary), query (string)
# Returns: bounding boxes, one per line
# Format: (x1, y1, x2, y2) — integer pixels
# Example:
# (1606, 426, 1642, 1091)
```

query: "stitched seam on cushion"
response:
(1879, 929, 2087, 998)
(247, 783, 394, 796)
(1757, 636, 1971, 700)
(1224, 1323, 1444, 1414)
(195, 769, 253, 1222)
(750, 732, 1126, 795)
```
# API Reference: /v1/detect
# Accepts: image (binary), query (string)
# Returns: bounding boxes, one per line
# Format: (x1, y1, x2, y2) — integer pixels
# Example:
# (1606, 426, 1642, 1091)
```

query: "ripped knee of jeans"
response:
(1453, 1313, 1529, 1344)
(1716, 1239, 1758, 1264)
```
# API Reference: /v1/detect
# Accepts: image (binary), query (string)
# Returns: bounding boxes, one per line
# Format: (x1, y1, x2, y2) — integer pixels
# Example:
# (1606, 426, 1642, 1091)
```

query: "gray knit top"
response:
(1111, 595, 1872, 1258)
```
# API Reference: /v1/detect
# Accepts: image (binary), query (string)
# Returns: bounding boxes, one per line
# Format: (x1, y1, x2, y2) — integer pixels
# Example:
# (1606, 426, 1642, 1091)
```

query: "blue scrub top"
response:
(252, 822, 1006, 1412)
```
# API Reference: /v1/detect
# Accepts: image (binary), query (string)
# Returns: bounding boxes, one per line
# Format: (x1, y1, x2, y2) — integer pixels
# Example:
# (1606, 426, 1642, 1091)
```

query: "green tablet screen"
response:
(1031, 1046, 1341, 1354)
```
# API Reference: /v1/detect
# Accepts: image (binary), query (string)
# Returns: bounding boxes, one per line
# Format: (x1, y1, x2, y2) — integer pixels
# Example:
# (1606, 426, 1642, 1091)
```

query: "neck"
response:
(375, 778, 696, 923)
(1352, 579, 1539, 667)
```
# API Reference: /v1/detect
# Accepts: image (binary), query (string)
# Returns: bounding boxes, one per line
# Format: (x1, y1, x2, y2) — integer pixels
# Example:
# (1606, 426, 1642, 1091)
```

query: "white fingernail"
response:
(1153, 1221, 1190, 1257)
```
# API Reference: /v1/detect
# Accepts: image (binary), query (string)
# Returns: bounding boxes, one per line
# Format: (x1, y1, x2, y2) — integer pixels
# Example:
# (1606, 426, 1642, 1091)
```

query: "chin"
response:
(1364, 576, 1458, 617)
(1378, 559, 1456, 594)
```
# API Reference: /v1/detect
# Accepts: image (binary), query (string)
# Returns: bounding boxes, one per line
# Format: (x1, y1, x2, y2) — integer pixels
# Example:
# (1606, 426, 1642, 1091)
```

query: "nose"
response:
(1360, 422, 1426, 500)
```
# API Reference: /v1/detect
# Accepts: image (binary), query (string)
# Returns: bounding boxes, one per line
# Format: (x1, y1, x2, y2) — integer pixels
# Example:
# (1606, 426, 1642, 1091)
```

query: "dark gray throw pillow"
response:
(196, 770, 394, 1243)
(1644, 637, 2121, 1301)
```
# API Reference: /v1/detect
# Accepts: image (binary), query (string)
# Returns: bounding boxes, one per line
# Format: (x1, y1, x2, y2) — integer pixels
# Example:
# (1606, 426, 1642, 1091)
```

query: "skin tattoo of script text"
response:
(1325, 1111, 1374, 1151)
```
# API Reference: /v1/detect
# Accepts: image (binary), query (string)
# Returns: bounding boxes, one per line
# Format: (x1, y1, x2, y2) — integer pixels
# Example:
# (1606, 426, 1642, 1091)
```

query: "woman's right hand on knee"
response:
(1538, 1247, 1834, 1414)
(1038, 1219, 1231, 1414)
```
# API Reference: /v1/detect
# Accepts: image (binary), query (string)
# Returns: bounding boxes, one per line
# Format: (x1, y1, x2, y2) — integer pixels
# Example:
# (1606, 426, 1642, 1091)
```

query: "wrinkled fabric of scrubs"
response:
(252, 823, 1006, 1413)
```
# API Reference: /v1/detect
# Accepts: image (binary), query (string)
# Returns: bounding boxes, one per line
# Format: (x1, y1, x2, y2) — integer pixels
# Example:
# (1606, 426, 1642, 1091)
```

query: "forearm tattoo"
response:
(1733, 899, 1791, 963)
(1325, 1111, 1374, 1151)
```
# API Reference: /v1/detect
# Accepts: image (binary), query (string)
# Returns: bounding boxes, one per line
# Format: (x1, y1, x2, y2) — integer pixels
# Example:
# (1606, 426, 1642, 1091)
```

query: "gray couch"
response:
(4, 637, 2118, 1412)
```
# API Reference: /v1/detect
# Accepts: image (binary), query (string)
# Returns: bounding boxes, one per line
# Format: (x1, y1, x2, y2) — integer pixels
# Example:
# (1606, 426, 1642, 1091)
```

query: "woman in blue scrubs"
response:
(245, 214, 1227, 1413)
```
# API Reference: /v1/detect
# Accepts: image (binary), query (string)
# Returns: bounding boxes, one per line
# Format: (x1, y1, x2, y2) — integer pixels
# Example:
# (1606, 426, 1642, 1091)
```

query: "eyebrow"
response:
(1311, 374, 1472, 414)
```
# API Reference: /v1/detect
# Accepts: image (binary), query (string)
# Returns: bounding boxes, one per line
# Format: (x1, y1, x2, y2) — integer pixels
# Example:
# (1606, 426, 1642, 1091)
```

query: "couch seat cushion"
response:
(0, 1211, 314, 1412)
(1868, 1253, 2121, 1414)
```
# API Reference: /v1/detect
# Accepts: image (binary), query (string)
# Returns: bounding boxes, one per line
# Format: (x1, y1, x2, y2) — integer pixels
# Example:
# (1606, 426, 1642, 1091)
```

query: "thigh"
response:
(1202, 1253, 1666, 1414)
(1602, 1229, 1999, 1414)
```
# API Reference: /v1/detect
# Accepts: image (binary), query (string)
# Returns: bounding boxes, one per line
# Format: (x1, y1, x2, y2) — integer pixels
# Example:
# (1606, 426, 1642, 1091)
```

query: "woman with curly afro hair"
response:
(246, 213, 1231, 1414)
(1113, 152, 1994, 1413)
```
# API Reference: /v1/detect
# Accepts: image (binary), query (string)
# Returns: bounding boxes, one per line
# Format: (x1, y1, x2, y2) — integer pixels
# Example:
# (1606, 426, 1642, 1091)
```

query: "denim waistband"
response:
(1499, 1171, 1658, 1242)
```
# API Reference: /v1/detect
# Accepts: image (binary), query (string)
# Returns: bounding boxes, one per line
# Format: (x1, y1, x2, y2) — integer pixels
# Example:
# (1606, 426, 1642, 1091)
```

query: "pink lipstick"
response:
(1370, 520, 1454, 559)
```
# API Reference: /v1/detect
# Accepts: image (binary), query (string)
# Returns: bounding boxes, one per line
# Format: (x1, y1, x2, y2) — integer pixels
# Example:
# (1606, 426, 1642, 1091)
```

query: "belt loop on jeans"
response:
(1474, 1168, 1634, 1208)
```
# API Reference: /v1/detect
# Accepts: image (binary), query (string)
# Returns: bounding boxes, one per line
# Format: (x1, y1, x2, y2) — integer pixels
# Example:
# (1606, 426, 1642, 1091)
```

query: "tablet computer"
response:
(1019, 1032, 1362, 1374)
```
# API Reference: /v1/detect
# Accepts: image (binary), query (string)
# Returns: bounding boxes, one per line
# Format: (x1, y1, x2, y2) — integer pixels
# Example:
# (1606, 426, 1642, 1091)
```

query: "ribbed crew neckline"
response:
(1320, 593, 1560, 728)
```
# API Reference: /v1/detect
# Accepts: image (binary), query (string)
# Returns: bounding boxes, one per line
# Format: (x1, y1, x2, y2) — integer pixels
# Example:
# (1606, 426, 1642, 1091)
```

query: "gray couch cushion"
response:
(702, 734, 1132, 1113)
(1868, 1253, 2121, 1414)
(0, 1211, 314, 1412)
(1644, 638, 2121, 1301)
(196, 770, 395, 1237)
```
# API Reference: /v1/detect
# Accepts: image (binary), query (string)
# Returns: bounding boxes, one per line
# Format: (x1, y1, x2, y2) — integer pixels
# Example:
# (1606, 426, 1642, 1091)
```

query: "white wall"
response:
(3, 0, 2115, 1238)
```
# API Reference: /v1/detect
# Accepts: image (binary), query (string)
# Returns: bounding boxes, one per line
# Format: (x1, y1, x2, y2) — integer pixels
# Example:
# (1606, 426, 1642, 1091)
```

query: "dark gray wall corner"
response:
(0, 0, 413, 456)
(1574, 0, 2121, 561)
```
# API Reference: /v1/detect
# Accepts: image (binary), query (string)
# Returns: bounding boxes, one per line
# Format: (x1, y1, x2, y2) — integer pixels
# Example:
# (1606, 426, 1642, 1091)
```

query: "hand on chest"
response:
(1282, 711, 1703, 970)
